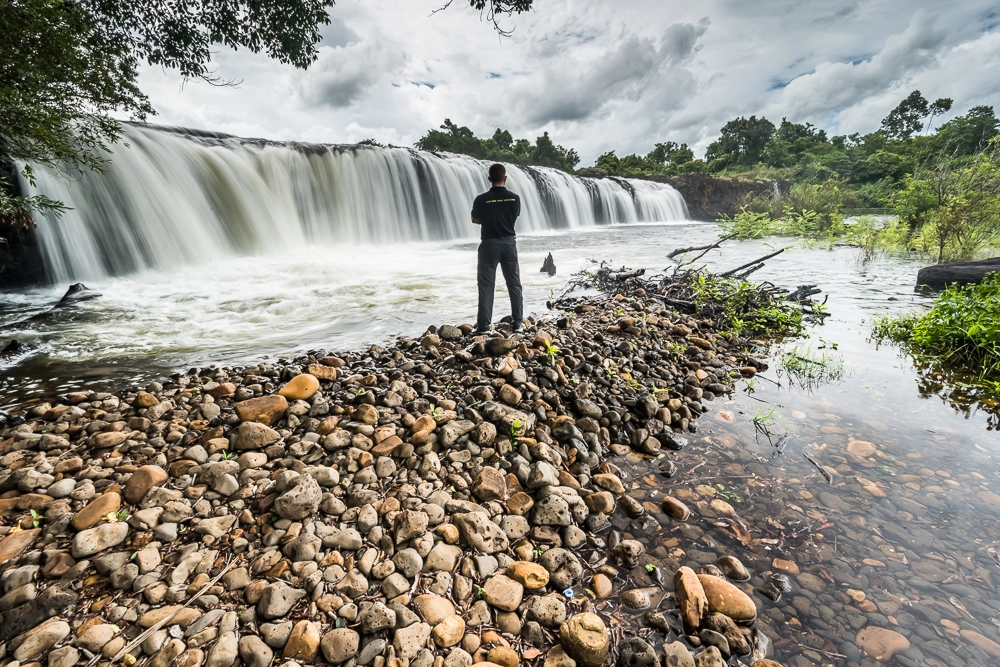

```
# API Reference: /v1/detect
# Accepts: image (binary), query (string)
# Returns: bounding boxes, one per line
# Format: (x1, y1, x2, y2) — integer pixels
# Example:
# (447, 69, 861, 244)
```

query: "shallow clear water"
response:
(2, 222, 999, 665)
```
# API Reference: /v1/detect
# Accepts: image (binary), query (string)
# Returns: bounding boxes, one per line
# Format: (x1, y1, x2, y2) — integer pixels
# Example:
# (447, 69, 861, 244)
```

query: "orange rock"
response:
(278, 374, 320, 401)
(235, 395, 288, 426)
(697, 574, 757, 622)
(674, 566, 707, 631)
(0, 528, 40, 565)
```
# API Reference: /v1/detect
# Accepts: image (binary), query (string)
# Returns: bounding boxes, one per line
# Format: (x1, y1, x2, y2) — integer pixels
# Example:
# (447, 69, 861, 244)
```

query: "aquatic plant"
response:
(873, 275, 1000, 382)
(778, 344, 846, 390)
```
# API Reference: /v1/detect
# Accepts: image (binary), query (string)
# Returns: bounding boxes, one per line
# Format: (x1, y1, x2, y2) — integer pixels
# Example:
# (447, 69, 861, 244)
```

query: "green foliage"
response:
(416, 120, 579, 172)
(706, 116, 776, 171)
(880, 90, 952, 140)
(689, 273, 803, 338)
(873, 275, 1000, 383)
(717, 208, 777, 239)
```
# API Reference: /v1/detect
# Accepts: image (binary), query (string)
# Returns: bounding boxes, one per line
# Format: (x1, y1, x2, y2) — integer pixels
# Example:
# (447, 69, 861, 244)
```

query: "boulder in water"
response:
(0, 340, 28, 360)
(54, 283, 102, 308)
(916, 257, 1000, 292)
(540, 253, 556, 276)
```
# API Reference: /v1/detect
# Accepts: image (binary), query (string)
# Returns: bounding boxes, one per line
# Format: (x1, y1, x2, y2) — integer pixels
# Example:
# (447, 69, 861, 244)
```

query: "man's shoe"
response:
(511, 324, 523, 332)
(473, 325, 491, 335)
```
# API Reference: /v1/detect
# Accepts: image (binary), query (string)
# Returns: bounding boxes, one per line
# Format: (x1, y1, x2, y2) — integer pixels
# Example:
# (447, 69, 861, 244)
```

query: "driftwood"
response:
(720, 248, 786, 277)
(669, 234, 735, 265)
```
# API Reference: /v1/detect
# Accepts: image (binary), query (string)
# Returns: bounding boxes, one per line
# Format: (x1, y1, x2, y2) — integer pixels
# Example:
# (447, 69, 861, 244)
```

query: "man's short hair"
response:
(489, 163, 506, 184)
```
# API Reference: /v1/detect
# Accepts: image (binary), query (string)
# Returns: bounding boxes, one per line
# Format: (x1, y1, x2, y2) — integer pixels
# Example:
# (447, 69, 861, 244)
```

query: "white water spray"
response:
(22, 124, 688, 282)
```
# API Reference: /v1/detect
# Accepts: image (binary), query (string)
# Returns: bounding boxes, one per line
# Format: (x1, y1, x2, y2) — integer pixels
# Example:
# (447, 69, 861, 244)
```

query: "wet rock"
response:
(717, 556, 749, 581)
(559, 612, 609, 667)
(612, 540, 644, 569)
(661, 496, 690, 521)
(697, 574, 757, 622)
(856, 626, 910, 660)
(591, 573, 613, 598)
(663, 642, 695, 667)
(675, 567, 708, 632)
(621, 588, 651, 610)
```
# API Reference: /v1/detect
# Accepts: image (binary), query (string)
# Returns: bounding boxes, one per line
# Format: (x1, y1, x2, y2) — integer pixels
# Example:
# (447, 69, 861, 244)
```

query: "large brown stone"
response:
(71, 492, 121, 531)
(235, 395, 288, 426)
(278, 375, 320, 401)
(482, 574, 523, 611)
(472, 466, 507, 501)
(675, 567, 708, 631)
(559, 613, 609, 667)
(0, 529, 40, 565)
(696, 574, 757, 622)
(354, 404, 378, 425)
(856, 626, 910, 660)
(283, 620, 320, 661)
(124, 465, 168, 504)
(432, 615, 465, 647)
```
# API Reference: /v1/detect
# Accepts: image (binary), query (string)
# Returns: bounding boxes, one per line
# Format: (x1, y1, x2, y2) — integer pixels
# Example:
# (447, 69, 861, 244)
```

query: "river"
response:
(3, 159, 1000, 664)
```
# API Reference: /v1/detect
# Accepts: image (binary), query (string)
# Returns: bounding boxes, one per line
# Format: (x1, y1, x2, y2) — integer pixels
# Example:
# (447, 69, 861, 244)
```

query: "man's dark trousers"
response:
(477, 236, 523, 330)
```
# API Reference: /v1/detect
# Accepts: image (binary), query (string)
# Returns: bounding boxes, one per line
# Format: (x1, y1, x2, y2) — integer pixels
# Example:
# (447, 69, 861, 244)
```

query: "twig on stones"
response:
(100, 556, 239, 667)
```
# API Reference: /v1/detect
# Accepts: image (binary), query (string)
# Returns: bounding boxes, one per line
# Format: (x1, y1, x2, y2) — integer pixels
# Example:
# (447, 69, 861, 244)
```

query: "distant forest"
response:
(412, 91, 1000, 207)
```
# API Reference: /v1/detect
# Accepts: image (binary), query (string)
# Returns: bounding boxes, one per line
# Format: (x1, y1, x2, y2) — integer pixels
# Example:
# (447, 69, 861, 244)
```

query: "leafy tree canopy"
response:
(416, 120, 579, 172)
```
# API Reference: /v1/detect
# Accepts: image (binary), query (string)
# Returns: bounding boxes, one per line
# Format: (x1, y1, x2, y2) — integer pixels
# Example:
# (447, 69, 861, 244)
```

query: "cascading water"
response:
(21, 124, 688, 283)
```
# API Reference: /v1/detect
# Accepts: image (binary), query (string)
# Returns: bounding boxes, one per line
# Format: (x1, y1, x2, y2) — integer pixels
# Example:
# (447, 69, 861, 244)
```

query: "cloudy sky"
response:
(137, 0, 1000, 164)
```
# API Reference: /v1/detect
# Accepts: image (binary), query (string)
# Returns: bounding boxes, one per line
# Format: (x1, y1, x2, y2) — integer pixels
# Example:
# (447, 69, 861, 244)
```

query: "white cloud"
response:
(134, 0, 1000, 163)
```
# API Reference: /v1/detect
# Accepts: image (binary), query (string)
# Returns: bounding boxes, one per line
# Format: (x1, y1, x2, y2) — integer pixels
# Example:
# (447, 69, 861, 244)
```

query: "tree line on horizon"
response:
(414, 91, 1000, 208)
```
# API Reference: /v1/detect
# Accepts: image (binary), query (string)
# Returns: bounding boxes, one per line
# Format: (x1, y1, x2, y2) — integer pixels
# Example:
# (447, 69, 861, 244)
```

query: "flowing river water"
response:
(2, 222, 999, 665)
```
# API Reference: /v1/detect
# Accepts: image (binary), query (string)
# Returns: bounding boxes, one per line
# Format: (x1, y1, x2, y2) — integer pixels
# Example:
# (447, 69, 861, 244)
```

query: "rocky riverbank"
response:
(0, 268, 796, 667)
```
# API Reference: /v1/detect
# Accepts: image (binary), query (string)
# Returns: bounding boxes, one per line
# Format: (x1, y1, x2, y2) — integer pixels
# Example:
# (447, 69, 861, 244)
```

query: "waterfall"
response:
(21, 124, 689, 283)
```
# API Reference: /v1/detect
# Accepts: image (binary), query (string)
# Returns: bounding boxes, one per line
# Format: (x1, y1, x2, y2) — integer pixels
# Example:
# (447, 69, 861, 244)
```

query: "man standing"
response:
(471, 163, 523, 333)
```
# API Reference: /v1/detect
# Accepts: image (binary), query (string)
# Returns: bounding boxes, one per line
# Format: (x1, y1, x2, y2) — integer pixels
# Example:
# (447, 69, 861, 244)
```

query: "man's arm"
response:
(471, 196, 482, 225)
